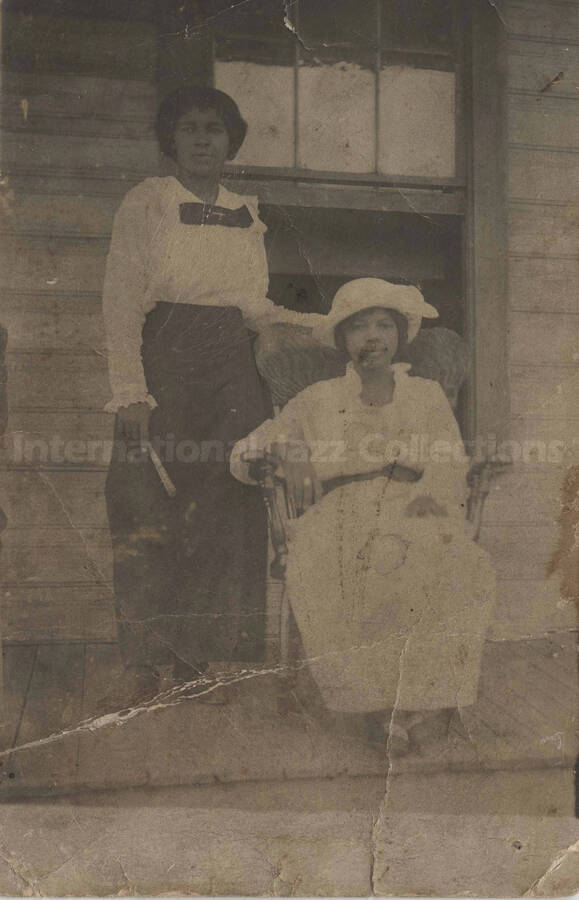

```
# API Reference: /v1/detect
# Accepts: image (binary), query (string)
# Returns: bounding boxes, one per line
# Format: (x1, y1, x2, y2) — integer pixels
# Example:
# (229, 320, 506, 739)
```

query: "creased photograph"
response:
(0, 0, 578, 895)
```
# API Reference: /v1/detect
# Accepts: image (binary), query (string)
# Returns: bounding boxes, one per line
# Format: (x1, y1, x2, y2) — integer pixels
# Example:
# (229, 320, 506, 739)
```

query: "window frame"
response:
(211, 0, 465, 186)
(463, 0, 510, 443)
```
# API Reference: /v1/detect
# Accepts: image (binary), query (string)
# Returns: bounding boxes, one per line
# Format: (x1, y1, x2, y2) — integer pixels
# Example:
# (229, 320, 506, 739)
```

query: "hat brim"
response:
(313, 302, 438, 348)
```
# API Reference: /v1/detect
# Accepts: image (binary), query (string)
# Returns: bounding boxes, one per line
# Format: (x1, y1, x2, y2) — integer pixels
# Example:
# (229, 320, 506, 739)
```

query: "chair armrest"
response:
(467, 456, 513, 540)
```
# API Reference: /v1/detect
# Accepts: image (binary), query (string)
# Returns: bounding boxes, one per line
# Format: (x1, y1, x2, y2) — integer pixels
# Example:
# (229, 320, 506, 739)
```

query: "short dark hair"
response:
(155, 86, 248, 161)
(334, 306, 410, 362)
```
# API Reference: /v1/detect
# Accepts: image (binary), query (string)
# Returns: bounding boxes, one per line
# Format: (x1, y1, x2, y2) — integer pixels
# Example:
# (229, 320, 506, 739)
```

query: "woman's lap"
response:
(285, 487, 496, 711)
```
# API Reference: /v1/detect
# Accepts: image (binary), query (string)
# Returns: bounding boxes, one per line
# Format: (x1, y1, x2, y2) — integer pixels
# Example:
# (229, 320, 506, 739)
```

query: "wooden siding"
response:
(2, 13, 157, 80)
(482, 0, 579, 640)
(0, 42, 159, 641)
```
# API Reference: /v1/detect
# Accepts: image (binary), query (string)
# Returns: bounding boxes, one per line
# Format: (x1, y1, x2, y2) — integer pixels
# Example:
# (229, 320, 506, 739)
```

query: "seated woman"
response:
(230, 278, 496, 753)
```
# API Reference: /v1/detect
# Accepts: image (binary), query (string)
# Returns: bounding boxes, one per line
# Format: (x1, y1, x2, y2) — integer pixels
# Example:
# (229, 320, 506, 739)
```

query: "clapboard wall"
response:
(1, 5, 160, 642)
(480, 0, 579, 639)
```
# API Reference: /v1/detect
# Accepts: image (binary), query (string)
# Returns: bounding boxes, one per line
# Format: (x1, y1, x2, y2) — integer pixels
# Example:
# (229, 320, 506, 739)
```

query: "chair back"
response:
(254, 324, 470, 409)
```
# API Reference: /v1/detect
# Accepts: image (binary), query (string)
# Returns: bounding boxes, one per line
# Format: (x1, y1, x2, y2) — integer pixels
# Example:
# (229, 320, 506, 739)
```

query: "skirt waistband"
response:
(144, 301, 246, 331)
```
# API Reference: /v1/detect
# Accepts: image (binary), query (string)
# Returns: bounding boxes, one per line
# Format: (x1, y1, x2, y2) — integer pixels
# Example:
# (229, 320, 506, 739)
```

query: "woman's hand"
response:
(405, 494, 447, 518)
(282, 459, 323, 514)
(272, 442, 322, 515)
(116, 402, 151, 445)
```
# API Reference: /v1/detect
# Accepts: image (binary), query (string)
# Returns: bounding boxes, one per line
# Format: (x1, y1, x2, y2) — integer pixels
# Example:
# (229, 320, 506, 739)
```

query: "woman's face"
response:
(173, 107, 230, 179)
(342, 307, 400, 370)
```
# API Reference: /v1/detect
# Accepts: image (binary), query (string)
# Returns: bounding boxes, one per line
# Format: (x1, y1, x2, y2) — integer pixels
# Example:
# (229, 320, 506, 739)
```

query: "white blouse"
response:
(102, 175, 323, 411)
(230, 363, 469, 514)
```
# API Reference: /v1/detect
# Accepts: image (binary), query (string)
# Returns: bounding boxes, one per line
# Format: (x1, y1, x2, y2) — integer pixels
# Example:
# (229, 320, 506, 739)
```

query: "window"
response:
(210, 0, 462, 179)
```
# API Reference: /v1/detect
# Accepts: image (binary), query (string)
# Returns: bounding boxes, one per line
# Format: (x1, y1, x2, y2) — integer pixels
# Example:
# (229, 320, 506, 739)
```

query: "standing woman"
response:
(103, 86, 318, 706)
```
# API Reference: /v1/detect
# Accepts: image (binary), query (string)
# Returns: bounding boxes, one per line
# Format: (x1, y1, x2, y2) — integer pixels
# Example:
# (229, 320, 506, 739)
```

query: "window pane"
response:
(215, 58, 295, 167)
(262, 206, 448, 282)
(298, 50, 376, 172)
(203, 0, 288, 41)
(380, 0, 455, 54)
(378, 67, 455, 177)
(214, 0, 295, 171)
(298, 0, 378, 47)
(214, 34, 294, 66)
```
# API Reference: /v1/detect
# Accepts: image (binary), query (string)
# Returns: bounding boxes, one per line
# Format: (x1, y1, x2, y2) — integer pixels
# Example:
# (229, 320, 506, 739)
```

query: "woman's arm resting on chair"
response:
(230, 393, 313, 494)
(271, 441, 322, 514)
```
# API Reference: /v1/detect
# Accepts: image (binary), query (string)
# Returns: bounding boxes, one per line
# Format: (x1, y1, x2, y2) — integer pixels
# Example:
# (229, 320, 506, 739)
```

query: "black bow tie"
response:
(179, 202, 253, 228)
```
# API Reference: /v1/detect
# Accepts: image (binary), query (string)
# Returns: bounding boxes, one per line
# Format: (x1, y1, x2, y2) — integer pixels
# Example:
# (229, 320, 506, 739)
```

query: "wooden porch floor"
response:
(0, 633, 576, 797)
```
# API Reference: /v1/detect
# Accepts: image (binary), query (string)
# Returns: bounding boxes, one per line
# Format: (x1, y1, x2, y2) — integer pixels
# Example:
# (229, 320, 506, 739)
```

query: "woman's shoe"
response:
(385, 722, 410, 756)
(407, 708, 454, 755)
(365, 712, 410, 755)
(365, 711, 386, 745)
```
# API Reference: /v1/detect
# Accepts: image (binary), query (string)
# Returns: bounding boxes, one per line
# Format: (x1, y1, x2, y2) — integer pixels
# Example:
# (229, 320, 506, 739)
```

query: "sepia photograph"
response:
(0, 0, 578, 894)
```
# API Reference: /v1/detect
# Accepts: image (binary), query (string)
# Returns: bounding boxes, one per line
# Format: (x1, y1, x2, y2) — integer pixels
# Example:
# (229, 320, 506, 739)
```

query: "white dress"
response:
(231, 363, 496, 713)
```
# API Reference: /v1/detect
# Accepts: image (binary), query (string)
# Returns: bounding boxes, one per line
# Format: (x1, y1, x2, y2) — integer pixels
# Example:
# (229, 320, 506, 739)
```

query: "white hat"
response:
(313, 278, 439, 347)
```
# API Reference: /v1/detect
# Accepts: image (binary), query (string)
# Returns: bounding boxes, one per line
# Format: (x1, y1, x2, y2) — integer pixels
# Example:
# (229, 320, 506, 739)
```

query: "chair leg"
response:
(279, 587, 291, 668)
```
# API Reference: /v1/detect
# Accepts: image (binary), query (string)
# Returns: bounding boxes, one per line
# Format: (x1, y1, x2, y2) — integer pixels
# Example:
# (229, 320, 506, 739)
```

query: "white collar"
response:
(345, 361, 411, 385)
(168, 176, 254, 210)
(343, 362, 411, 403)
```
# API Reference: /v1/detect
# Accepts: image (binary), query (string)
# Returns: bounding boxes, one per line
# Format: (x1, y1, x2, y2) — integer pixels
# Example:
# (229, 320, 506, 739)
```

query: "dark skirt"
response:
(105, 302, 272, 670)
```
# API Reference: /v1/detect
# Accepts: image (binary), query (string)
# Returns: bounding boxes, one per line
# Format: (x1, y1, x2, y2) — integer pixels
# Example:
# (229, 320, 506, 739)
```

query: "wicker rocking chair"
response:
(249, 324, 510, 664)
